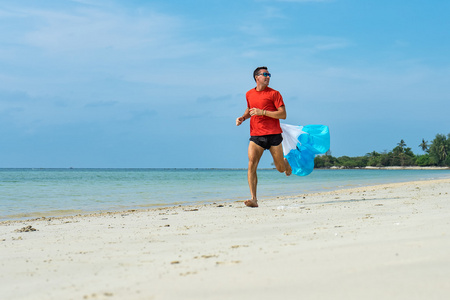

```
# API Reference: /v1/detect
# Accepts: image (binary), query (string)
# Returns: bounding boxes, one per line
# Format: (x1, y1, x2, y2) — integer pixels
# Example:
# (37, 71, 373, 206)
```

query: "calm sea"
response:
(1, 168, 449, 220)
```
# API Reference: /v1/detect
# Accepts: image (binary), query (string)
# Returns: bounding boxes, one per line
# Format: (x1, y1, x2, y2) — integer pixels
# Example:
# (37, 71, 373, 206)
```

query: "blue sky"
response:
(1, 0, 449, 168)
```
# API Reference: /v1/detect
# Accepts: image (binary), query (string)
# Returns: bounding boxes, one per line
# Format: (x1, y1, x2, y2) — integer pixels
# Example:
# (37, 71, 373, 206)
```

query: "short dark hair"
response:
(253, 66, 268, 82)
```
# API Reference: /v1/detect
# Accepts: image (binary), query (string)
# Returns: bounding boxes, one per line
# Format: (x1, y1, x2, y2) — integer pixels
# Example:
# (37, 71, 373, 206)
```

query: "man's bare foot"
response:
(244, 199, 258, 207)
(284, 158, 292, 176)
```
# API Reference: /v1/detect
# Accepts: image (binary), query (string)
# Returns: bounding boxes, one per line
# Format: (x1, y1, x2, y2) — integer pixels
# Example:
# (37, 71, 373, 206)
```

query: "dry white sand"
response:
(1, 178, 450, 300)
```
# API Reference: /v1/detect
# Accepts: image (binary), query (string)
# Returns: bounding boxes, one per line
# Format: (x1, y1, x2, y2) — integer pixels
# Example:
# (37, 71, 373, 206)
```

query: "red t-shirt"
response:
(246, 87, 285, 136)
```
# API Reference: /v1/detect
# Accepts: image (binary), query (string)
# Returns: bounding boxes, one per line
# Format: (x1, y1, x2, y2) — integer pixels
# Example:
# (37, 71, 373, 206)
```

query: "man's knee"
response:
(274, 162, 285, 173)
(248, 159, 259, 172)
(271, 150, 286, 173)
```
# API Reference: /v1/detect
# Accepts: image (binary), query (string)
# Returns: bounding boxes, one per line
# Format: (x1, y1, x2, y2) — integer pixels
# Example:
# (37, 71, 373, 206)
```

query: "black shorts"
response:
(250, 134, 283, 150)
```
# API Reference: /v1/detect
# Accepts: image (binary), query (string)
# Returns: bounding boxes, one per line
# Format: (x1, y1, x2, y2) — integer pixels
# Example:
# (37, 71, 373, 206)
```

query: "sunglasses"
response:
(257, 72, 271, 77)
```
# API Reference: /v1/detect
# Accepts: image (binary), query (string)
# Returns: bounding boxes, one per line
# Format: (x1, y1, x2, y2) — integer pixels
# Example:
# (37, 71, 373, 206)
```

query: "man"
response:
(236, 66, 292, 208)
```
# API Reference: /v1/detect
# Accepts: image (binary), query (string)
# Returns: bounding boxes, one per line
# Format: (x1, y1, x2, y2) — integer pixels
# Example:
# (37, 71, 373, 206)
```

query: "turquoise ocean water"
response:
(1, 168, 449, 220)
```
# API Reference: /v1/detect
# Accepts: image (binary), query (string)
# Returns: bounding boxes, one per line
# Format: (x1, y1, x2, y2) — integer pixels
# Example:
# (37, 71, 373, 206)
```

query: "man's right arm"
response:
(236, 108, 250, 126)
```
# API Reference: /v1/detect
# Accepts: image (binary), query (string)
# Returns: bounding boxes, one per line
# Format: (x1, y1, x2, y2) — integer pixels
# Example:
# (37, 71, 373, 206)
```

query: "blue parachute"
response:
(280, 123, 330, 176)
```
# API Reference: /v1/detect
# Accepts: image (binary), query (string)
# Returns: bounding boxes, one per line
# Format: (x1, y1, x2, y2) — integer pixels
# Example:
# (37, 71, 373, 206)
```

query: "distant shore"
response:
(323, 166, 450, 170)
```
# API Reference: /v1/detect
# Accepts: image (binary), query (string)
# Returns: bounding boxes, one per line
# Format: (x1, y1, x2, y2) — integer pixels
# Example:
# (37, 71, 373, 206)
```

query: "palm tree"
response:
(439, 144, 448, 161)
(419, 139, 429, 153)
(394, 140, 407, 166)
(397, 139, 406, 151)
(429, 134, 449, 166)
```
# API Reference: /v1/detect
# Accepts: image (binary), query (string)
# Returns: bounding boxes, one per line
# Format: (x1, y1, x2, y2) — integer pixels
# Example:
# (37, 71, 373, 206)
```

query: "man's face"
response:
(255, 69, 270, 86)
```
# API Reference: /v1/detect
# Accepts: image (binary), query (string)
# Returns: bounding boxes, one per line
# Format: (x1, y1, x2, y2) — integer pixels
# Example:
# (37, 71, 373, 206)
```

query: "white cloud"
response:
(22, 7, 181, 54)
(0, 2, 212, 98)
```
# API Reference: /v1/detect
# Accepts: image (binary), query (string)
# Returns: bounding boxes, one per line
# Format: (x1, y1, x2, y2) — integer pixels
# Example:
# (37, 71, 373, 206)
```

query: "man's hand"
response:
(236, 116, 245, 126)
(249, 108, 262, 116)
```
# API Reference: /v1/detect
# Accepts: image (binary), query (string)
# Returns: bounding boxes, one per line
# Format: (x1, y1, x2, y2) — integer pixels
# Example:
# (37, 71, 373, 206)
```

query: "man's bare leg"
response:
(269, 144, 292, 176)
(245, 142, 264, 207)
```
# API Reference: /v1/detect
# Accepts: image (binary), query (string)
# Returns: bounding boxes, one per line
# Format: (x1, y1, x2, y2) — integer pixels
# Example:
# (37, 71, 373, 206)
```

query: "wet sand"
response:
(1, 178, 450, 299)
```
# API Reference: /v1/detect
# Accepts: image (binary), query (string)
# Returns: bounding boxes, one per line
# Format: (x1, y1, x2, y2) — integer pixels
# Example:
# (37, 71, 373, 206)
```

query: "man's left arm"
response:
(249, 105, 286, 120)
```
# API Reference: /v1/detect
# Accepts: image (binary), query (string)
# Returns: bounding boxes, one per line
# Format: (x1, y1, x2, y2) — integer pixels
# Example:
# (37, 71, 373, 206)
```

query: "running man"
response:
(236, 66, 292, 207)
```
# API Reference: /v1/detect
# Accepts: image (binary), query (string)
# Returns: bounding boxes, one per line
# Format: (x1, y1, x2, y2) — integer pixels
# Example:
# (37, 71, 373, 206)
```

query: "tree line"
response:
(314, 133, 450, 168)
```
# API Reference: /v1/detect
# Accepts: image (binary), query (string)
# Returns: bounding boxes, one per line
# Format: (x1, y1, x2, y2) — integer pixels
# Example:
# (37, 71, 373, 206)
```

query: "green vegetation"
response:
(315, 133, 450, 168)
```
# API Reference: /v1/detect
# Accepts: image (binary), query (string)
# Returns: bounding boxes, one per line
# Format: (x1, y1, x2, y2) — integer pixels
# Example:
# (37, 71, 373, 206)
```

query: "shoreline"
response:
(2, 178, 450, 299)
(2, 175, 449, 224)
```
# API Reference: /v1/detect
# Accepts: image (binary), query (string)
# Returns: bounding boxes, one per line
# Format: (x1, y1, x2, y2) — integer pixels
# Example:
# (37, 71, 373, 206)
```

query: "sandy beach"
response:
(1, 178, 450, 300)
